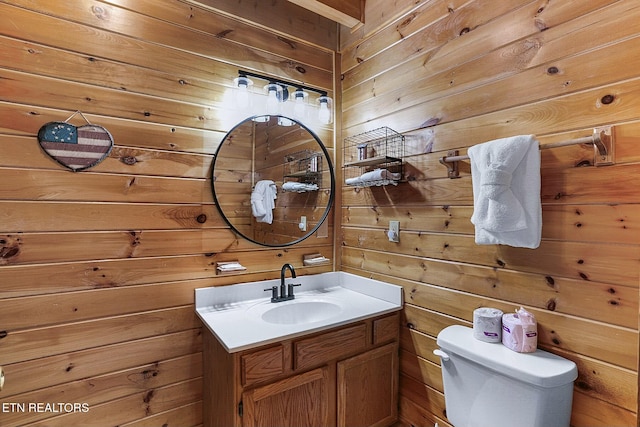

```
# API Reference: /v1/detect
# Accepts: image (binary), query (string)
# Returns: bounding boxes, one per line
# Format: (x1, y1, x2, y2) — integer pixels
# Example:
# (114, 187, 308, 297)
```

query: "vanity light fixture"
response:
(233, 70, 333, 125)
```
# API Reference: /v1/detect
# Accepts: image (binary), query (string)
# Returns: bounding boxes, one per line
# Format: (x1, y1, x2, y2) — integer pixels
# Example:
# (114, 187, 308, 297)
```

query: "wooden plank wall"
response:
(339, 1, 640, 426)
(0, 0, 336, 425)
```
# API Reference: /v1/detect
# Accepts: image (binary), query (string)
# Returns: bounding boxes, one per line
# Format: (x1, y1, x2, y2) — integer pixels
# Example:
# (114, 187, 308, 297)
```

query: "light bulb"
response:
(318, 97, 332, 124)
(233, 76, 253, 108)
(265, 84, 280, 114)
(237, 84, 249, 108)
(292, 89, 308, 119)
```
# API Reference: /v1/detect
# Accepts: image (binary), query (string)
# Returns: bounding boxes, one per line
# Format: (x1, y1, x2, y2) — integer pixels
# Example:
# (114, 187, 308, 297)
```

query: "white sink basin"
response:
(195, 271, 403, 352)
(259, 300, 342, 325)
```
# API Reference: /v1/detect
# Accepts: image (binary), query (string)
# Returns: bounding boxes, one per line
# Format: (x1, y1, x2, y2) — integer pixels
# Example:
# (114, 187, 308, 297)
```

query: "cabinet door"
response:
(337, 343, 398, 427)
(242, 366, 330, 427)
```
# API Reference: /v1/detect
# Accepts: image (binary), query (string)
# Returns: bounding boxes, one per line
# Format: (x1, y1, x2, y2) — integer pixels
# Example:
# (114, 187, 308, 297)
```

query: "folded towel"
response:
(282, 182, 319, 192)
(468, 135, 541, 248)
(216, 262, 246, 272)
(251, 180, 277, 224)
(345, 168, 401, 186)
(345, 176, 363, 186)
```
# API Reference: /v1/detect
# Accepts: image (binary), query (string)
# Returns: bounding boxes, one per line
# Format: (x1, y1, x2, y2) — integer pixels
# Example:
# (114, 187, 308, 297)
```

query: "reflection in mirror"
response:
(211, 115, 335, 247)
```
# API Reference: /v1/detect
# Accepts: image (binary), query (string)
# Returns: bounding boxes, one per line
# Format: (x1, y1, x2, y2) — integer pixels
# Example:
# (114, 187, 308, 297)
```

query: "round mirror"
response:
(211, 115, 335, 247)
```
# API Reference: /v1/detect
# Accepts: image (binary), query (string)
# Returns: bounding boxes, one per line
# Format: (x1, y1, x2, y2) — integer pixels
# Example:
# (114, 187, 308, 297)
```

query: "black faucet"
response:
(280, 263, 296, 297)
(264, 263, 301, 303)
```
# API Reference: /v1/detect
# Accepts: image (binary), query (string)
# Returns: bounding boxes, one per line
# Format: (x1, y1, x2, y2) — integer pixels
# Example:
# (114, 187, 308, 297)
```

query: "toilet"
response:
(434, 325, 577, 427)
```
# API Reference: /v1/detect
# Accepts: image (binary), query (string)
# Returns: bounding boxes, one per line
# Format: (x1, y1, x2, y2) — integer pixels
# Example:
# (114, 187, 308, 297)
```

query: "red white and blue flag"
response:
(38, 123, 114, 171)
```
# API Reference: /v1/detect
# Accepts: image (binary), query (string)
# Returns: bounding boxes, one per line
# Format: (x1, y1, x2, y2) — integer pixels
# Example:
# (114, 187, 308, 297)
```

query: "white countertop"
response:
(195, 271, 403, 352)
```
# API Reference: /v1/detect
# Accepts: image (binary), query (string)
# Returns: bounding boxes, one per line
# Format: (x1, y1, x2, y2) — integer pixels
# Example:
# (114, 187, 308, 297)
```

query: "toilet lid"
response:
(437, 325, 578, 388)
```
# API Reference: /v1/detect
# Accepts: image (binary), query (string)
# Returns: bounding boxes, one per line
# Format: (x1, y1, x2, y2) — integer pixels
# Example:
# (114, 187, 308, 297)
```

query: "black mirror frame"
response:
(211, 115, 335, 247)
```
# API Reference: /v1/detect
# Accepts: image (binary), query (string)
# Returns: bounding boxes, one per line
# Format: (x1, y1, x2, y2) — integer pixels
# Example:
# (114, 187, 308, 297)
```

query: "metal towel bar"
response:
(439, 126, 614, 178)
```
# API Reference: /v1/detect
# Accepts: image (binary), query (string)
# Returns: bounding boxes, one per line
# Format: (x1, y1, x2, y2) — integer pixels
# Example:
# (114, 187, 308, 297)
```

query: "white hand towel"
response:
(251, 180, 277, 224)
(468, 135, 541, 248)
(345, 176, 363, 186)
(282, 182, 318, 192)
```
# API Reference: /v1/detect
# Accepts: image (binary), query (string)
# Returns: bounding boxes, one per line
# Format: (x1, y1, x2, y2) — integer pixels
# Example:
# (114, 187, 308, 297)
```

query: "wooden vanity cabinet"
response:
(202, 312, 399, 427)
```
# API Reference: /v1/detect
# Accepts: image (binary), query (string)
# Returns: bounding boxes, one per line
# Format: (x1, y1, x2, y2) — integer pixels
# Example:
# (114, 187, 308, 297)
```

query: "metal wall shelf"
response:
(343, 127, 404, 187)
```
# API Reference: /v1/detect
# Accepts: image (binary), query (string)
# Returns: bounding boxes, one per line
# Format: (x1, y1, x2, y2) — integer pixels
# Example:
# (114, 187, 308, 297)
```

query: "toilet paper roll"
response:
(473, 307, 503, 342)
(502, 307, 538, 353)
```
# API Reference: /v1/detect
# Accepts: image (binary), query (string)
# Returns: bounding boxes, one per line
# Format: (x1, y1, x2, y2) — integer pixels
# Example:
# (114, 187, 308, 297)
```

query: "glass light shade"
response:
(263, 83, 283, 115)
(317, 96, 333, 124)
(292, 89, 309, 119)
(233, 76, 253, 108)
(277, 117, 295, 126)
(252, 115, 270, 123)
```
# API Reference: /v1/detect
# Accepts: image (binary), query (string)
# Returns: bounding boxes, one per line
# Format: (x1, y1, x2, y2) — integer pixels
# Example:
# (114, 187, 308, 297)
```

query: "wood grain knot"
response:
(216, 29, 233, 38)
(277, 36, 297, 50)
(0, 245, 19, 259)
(121, 156, 137, 165)
(600, 94, 615, 104)
(196, 214, 207, 224)
(547, 66, 559, 74)
(141, 369, 159, 379)
(91, 5, 110, 20)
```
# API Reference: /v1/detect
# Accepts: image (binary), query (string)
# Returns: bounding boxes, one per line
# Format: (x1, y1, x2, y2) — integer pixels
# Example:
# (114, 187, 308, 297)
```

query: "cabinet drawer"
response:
(373, 313, 399, 345)
(295, 323, 367, 370)
(241, 345, 285, 386)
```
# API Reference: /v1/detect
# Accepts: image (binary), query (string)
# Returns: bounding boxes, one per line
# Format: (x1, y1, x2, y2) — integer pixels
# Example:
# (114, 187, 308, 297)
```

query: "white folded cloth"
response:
(345, 176, 363, 186)
(251, 180, 277, 224)
(468, 135, 541, 248)
(216, 262, 246, 272)
(345, 168, 401, 186)
(282, 182, 318, 192)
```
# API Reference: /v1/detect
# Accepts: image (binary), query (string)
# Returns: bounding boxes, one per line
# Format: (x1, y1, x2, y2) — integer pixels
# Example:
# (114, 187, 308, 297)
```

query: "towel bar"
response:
(439, 126, 614, 178)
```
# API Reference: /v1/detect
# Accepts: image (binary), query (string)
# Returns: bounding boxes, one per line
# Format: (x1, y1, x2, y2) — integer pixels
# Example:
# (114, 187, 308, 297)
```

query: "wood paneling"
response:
(0, 0, 335, 425)
(4, 0, 639, 426)
(340, 1, 640, 426)
(286, 0, 363, 29)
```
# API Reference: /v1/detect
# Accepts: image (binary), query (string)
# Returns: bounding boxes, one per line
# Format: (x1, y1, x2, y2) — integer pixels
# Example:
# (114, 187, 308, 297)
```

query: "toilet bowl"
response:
(434, 325, 577, 427)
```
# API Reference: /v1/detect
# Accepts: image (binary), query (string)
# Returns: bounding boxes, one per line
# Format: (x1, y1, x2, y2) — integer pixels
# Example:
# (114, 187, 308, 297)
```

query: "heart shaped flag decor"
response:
(37, 111, 114, 172)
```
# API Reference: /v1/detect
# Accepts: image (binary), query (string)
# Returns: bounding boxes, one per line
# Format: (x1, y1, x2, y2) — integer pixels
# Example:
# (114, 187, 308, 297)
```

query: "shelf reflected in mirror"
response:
(211, 115, 335, 247)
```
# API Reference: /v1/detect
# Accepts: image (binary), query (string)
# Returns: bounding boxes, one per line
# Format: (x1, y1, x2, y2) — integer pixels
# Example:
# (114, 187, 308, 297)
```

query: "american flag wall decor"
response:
(37, 119, 114, 172)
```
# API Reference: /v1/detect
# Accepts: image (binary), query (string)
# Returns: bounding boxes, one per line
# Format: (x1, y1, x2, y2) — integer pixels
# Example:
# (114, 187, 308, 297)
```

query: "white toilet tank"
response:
(435, 325, 577, 427)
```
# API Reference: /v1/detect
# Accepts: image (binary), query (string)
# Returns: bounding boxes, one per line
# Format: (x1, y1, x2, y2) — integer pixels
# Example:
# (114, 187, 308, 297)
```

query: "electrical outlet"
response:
(299, 216, 307, 231)
(388, 220, 400, 242)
